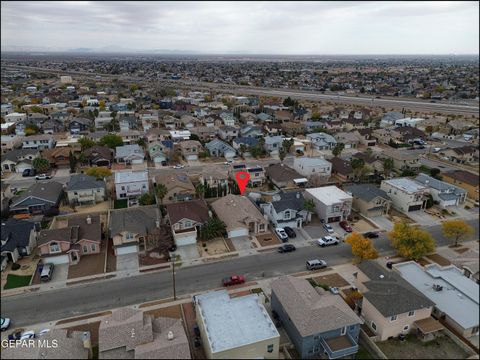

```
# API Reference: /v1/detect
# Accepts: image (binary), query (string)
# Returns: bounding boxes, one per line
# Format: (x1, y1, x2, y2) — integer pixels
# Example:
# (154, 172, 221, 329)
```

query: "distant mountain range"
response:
(1, 44, 204, 54)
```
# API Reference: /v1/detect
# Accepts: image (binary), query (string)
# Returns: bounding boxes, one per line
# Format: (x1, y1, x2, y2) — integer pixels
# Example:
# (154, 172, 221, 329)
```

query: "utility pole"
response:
(171, 253, 177, 300)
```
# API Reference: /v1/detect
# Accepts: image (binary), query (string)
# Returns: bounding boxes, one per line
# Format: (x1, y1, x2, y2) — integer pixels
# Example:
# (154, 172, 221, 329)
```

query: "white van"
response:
(306, 259, 327, 270)
(40, 263, 54, 282)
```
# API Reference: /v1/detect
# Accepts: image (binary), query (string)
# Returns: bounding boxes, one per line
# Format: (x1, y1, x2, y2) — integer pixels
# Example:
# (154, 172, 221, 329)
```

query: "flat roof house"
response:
(114, 170, 149, 200)
(194, 290, 280, 359)
(271, 276, 363, 359)
(293, 157, 332, 179)
(380, 178, 428, 213)
(394, 261, 479, 339)
(304, 186, 352, 223)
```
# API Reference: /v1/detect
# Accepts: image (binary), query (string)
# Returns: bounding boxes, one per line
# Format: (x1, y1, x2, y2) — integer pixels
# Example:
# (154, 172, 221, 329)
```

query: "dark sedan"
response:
(278, 244, 296, 253)
(283, 226, 297, 238)
(364, 232, 379, 239)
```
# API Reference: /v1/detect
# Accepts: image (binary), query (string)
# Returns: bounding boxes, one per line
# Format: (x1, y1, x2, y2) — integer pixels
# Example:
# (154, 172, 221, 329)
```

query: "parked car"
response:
(35, 173, 52, 180)
(40, 263, 54, 282)
(173, 164, 185, 169)
(364, 232, 379, 239)
(339, 221, 352, 233)
(39, 329, 51, 337)
(223, 275, 245, 286)
(8, 329, 23, 341)
(330, 287, 340, 295)
(22, 169, 36, 177)
(317, 236, 340, 247)
(322, 223, 334, 234)
(1, 317, 11, 331)
(283, 226, 296, 238)
(306, 259, 327, 270)
(278, 244, 296, 253)
(20, 330, 35, 340)
(275, 227, 289, 242)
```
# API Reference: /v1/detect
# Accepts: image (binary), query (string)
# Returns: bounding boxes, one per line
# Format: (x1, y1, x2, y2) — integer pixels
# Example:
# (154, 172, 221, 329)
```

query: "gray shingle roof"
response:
(1, 219, 35, 252)
(67, 174, 106, 191)
(109, 206, 160, 237)
(357, 261, 434, 318)
(271, 276, 363, 337)
(344, 184, 390, 202)
(415, 173, 466, 194)
(11, 181, 63, 208)
(270, 191, 305, 212)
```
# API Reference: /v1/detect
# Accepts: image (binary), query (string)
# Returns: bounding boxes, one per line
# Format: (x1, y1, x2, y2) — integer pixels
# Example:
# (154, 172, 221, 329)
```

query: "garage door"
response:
(186, 155, 198, 161)
(228, 228, 249, 238)
(408, 205, 422, 212)
(116, 245, 138, 255)
(176, 233, 197, 246)
(46, 254, 69, 265)
(131, 158, 144, 165)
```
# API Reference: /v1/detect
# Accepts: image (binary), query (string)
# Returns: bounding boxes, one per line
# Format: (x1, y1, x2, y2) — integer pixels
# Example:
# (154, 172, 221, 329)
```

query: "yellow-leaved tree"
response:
(345, 232, 379, 262)
(85, 167, 112, 180)
(442, 220, 474, 247)
(388, 221, 435, 260)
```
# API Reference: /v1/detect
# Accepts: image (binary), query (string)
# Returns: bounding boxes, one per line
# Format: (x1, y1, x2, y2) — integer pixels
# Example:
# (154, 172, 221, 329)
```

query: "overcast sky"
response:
(1, 1, 479, 54)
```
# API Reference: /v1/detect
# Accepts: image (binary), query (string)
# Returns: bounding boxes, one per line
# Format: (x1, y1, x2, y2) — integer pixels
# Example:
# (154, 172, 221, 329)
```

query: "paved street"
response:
(2, 219, 477, 328)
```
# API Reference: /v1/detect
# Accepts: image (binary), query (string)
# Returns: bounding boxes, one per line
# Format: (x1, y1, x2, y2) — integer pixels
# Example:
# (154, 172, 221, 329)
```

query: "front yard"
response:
(377, 334, 469, 359)
(4, 274, 32, 289)
(114, 199, 128, 209)
(67, 244, 107, 279)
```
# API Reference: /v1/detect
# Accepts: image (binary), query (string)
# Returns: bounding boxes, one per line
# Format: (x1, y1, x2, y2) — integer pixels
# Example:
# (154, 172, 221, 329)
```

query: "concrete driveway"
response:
(286, 228, 311, 247)
(232, 236, 253, 251)
(175, 244, 200, 261)
(303, 224, 329, 240)
(116, 253, 139, 272)
(408, 211, 440, 226)
(370, 216, 394, 231)
(51, 264, 69, 283)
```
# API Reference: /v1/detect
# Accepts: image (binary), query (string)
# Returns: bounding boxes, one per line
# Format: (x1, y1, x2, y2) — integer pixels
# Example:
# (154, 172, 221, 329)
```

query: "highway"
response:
(3, 64, 479, 115)
(2, 219, 478, 327)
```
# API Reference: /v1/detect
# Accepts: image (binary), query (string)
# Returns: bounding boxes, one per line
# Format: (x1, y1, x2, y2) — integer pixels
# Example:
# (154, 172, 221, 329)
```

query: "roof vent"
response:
(86, 216, 92, 225)
(379, 275, 384, 279)
(167, 331, 174, 340)
(432, 284, 443, 291)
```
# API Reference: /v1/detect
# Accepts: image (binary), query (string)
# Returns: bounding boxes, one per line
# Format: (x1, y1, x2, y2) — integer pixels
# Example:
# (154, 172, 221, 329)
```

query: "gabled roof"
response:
(415, 173, 466, 194)
(1, 148, 38, 163)
(1, 219, 35, 252)
(205, 139, 235, 153)
(233, 137, 259, 146)
(67, 174, 106, 191)
(211, 195, 266, 232)
(270, 191, 305, 212)
(166, 199, 209, 225)
(344, 184, 390, 202)
(109, 206, 160, 237)
(11, 181, 63, 208)
(443, 170, 479, 187)
(265, 164, 303, 185)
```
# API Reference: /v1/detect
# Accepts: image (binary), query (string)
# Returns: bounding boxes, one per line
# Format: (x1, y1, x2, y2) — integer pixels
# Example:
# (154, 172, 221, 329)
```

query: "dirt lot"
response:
(387, 208, 415, 224)
(256, 232, 281, 247)
(351, 218, 378, 233)
(198, 238, 230, 257)
(105, 239, 116, 273)
(312, 273, 350, 288)
(425, 253, 451, 266)
(67, 241, 107, 279)
(377, 334, 469, 359)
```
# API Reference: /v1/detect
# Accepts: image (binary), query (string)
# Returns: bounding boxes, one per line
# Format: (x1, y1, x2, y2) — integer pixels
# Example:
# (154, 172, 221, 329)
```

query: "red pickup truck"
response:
(223, 275, 245, 286)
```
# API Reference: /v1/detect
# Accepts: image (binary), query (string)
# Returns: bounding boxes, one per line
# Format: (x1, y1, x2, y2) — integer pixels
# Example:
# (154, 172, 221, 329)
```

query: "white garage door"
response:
(46, 254, 69, 265)
(224, 151, 236, 159)
(131, 158, 144, 164)
(116, 245, 138, 255)
(186, 155, 198, 161)
(344, 144, 352, 149)
(228, 228, 249, 238)
(175, 233, 197, 246)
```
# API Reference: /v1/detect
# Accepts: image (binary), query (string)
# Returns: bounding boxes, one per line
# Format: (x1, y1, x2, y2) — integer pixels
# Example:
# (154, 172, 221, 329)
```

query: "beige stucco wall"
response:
(442, 175, 479, 201)
(210, 336, 280, 359)
(39, 241, 70, 255)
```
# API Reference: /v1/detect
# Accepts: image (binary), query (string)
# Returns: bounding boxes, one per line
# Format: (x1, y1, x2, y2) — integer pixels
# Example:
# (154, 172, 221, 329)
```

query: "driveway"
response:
(369, 216, 394, 231)
(286, 228, 311, 247)
(51, 264, 69, 283)
(53, 168, 71, 177)
(449, 205, 479, 220)
(116, 253, 139, 272)
(175, 244, 200, 261)
(231, 236, 253, 251)
(408, 211, 440, 226)
(303, 224, 329, 241)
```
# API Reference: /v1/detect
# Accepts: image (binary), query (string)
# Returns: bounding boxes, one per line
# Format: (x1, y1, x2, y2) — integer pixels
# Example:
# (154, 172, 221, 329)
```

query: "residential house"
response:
(190, 126, 218, 141)
(393, 126, 427, 144)
(145, 128, 170, 144)
(334, 132, 360, 149)
(220, 112, 235, 126)
(394, 117, 425, 128)
(166, 199, 210, 246)
(372, 128, 393, 145)
(177, 140, 202, 161)
(42, 147, 80, 168)
(95, 111, 113, 129)
(1, 122, 16, 135)
(230, 164, 266, 186)
(344, 184, 391, 217)
(154, 173, 196, 204)
(232, 137, 259, 154)
(199, 168, 230, 190)
(451, 248, 480, 284)
(109, 206, 161, 255)
(307, 133, 337, 150)
(293, 157, 332, 179)
(194, 290, 279, 359)
(380, 178, 428, 212)
(5, 112, 27, 123)
(114, 170, 149, 200)
(84, 146, 113, 167)
(22, 134, 55, 150)
(351, 152, 384, 174)
(330, 157, 354, 182)
(67, 174, 106, 206)
(354, 261, 436, 342)
(148, 142, 168, 166)
(240, 112, 257, 124)
(354, 129, 377, 147)
(442, 170, 479, 202)
(257, 112, 273, 122)
(381, 148, 421, 172)
(414, 173, 467, 208)
(395, 261, 479, 339)
(118, 116, 137, 131)
(10, 181, 63, 215)
(240, 125, 263, 138)
(261, 191, 310, 228)
(119, 130, 142, 145)
(441, 146, 478, 164)
(380, 112, 404, 127)
(38, 214, 102, 265)
(304, 186, 353, 223)
(211, 194, 268, 239)
(115, 144, 145, 165)
(205, 139, 236, 159)
(1, 148, 39, 173)
(271, 276, 363, 359)
(0, 135, 22, 154)
(264, 135, 283, 154)
(274, 110, 293, 123)
(99, 307, 190, 359)
(218, 125, 239, 141)
(1, 219, 38, 266)
(265, 163, 306, 189)
(69, 118, 92, 135)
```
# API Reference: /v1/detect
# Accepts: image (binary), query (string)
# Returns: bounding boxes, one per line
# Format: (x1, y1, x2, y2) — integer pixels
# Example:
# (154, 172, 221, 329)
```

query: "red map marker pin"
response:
(235, 171, 250, 195)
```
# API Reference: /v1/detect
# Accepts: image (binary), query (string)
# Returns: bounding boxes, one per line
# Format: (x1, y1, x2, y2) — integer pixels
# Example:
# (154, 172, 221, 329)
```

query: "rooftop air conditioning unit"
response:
(432, 284, 443, 291)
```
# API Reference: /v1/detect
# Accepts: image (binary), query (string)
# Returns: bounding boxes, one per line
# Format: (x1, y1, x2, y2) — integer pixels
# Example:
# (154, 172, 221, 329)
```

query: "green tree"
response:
(383, 158, 394, 178)
(303, 199, 315, 224)
(279, 148, 287, 162)
(138, 193, 156, 206)
(30, 106, 43, 114)
(85, 167, 112, 180)
(281, 138, 294, 154)
(155, 183, 168, 205)
(332, 143, 345, 157)
(388, 221, 435, 260)
(239, 144, 247, 157)
(430, 168, 442, 180)
(189, 134, 200, 141)
(78, 137, 96, 150)
(68, 150, 77, 173)
(195, 183, 205, 199)
(199, 218, 227, 241)
(99, 134, 123, 149)
(32, 157, 50, 172)
(136, 138, 146, 149)
(283, 96, 295, 107)
(93, 108, 99, 117)
(351, 158, 365, 181)
(401, 169, 416, 177)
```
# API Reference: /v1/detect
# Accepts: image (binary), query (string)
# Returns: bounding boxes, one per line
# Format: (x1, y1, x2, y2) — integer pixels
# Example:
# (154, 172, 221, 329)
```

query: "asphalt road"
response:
(2, 219, 478, 327)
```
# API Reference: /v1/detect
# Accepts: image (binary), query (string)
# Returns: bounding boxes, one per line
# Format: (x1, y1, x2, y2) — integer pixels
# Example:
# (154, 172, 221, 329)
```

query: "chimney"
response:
(155, 220, 160, 228)
(86, 216, 92, 225)
(167, 331, 174, 340)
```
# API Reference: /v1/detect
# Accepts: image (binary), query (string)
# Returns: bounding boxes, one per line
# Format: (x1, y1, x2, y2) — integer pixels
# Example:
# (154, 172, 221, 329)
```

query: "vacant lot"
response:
(377, 335, 469, 359)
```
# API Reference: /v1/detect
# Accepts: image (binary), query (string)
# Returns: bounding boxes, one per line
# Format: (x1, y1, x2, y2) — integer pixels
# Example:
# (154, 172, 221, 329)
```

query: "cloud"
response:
(1, 1, 478, 54)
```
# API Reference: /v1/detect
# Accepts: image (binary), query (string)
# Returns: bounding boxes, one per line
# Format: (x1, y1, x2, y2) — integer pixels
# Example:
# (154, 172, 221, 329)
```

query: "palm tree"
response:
(200, 218, 227, 241)
(383, 158, 394, 178)
(156, 183, 168, 205)
(303, 199, 315, 224)
(195, 183, 205, 199)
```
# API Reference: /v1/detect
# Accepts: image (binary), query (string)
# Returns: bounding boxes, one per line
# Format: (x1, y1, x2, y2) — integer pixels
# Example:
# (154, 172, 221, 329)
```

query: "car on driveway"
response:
(364, 232, 379, 239)
(35, 173, 52, 180)
(339, 221, 352, 233)
(323, 223, 334, 234)
(283, 226, 296, 238)
(223, 275, 245, 286)
(275, 227, 289, 242)
(278, 244, 296, 253)
(1, 317, 10, 331)
(173, 165, 185, 169)
(317, 236, 340, 247)
(39, 329, 51, 337)
(22, 169, 36, 177)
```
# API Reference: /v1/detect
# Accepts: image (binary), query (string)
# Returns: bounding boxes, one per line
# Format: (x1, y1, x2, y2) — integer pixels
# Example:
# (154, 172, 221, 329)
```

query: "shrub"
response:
(441, 209, 449, 215)
(12, 263, 21, 271)
(464, 205, 471, 210)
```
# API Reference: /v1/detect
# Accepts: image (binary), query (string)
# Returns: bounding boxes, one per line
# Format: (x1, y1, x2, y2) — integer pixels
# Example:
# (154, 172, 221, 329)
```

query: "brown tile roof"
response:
(330, 156, 352, 175)
(166, 199, 209, 225)
(154, 173, 195, 192)
(69, 214, 102, 242)
(265, 163, 303, 182)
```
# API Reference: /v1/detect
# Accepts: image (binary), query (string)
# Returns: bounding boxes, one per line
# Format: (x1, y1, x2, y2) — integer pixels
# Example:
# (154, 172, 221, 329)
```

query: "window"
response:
(284, 210, 291, 220)
(259, 224, 265, 232)
(314, 335, 319, 340)
(371, 322, 377, 332)
(49, 242, 60, 253)
(267, 344, 274, 353)
(91, 244, 96, 252)
(126, 233, 133, 240)
(408, 310, 415, 317)
(83, 245, 88, 253)
(121, 186, 125, 191)
(74, 192, 78, 195)
(341, 326, 346, 335)
(390, 315, 397, 322)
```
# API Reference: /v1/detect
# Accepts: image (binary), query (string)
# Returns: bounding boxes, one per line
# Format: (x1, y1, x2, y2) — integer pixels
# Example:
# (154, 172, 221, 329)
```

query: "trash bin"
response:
(386, 261, 393, 269)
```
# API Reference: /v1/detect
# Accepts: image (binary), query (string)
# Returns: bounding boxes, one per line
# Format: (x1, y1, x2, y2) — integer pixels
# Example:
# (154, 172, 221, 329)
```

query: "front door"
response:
(71, 252, 78, 262)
